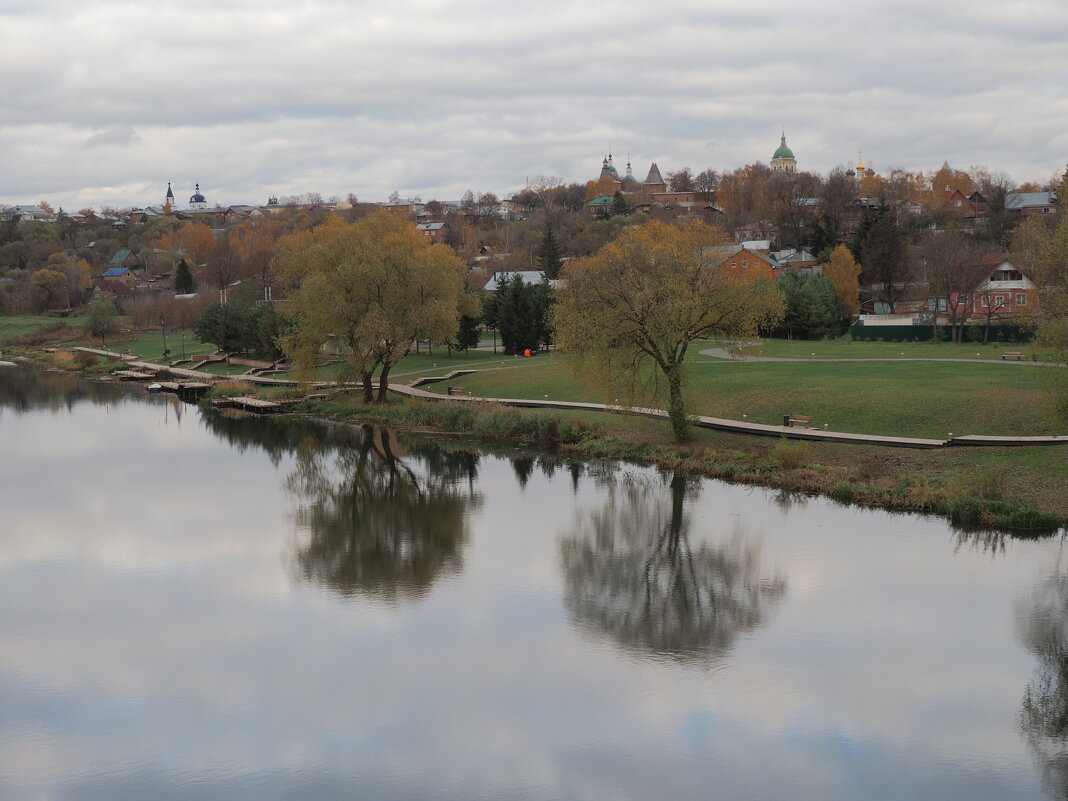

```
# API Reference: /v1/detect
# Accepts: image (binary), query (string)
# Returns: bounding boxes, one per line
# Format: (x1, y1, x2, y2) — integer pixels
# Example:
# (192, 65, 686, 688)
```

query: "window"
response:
(1043, 207, 1051, 214)
(731, 261, 737, 269)
(743, 259, 749, 269)
(1016, 294, 1027, 306)
(994, 295, 1005, 307)
(981, 296, 989, 308)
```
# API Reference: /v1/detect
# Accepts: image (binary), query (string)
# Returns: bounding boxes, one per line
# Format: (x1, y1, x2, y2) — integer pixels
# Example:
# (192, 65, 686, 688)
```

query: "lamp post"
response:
(160, 315, 168, 357)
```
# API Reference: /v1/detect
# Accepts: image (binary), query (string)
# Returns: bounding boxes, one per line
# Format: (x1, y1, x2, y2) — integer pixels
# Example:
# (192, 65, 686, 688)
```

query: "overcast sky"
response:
(1, 0, 1066, 210)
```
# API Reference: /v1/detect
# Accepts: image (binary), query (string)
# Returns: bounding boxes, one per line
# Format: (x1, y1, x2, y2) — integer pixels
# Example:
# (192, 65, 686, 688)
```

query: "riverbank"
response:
(288, 393, 1067, 535)
(11, 346, 1066, 534)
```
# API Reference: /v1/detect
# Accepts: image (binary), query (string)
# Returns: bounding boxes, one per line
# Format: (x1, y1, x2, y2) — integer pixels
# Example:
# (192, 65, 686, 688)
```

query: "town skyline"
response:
(2, 1, 1067, 209)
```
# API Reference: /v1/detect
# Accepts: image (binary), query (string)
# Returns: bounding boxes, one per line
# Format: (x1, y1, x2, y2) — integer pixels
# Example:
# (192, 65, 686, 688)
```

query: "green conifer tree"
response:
(174, 258, 195, 294)
(536, 223, 564, 279)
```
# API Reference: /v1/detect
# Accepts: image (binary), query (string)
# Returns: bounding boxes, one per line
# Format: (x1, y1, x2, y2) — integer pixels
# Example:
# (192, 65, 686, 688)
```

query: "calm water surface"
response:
(2, 365, 1068, 800)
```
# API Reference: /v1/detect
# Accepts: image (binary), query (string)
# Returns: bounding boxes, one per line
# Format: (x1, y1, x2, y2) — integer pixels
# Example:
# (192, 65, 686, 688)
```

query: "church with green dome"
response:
(770, 132, 797, 173)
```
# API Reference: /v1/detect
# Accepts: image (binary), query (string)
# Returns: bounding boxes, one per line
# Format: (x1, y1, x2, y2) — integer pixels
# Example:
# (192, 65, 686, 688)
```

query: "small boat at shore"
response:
(0, 361, 17, 368)
(146, 383, 163, 392)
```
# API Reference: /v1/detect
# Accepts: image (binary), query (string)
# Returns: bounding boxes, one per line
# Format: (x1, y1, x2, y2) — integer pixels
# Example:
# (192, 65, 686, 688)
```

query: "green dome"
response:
(772, 135, 794, 160)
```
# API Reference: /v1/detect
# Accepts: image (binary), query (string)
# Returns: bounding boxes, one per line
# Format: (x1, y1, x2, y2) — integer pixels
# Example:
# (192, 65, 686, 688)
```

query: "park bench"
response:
(447, 385, 467, 396)
(784, 414, 813, 428)
(1001, 351, 1026, 361)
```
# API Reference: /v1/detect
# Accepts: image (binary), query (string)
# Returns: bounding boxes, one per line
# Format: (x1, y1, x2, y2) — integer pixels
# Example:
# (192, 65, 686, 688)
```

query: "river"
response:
(1, 364, 1067, 800)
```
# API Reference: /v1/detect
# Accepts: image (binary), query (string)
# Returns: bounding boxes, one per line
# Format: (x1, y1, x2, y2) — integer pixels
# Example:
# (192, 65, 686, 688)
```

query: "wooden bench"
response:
(785, 414, 813, 428)
(1001, 351, 1026, 361)
(447, 385, 467, 396)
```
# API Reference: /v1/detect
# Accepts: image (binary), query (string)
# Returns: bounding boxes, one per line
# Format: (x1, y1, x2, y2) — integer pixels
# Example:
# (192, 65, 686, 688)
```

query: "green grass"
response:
(422, 355, 1063, 439)
(269, 348, 527, 383)
(198, 362, 254, 376)
(721, 336, 1055, 361)
(294, 393, 1068, 525)
(0, 313, 88, 345)
(117, 329, 216, 362)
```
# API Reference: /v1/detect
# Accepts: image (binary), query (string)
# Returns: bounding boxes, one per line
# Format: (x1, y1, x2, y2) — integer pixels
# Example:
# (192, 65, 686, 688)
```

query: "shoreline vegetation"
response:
(4, 319, 1066, 536)
(284, 392, 1066, 536)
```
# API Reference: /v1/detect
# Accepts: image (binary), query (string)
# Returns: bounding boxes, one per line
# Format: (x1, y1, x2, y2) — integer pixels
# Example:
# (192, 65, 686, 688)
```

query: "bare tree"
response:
(667, 167, 694, 192)
(693, 169, 719, 204)
(920, 230, 987, 342)
(822, 168, 859, 235)
(767, 171, 821, 249)
(860, 215, 911, 309)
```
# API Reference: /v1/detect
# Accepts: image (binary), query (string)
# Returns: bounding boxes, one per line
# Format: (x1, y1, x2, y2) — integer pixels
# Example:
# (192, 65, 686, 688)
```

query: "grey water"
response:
(1, 364, 1067, 800)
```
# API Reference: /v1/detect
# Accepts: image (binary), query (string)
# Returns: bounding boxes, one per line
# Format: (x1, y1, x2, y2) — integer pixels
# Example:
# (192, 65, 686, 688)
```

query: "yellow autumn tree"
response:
(552, 220, 785, 442)
(272, 212, 468, 403)
(823, 244, 861, 318)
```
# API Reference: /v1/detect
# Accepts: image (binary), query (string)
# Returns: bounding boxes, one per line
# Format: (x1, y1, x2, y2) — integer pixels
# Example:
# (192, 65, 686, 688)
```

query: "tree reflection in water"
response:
(560, 471, 786, 661)
(1019, 553, 1068, 798)
(286, 424, 483, 603)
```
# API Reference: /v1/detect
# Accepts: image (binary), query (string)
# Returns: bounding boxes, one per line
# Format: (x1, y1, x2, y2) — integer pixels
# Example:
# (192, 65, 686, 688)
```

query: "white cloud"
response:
(1, 0, 1066, 208)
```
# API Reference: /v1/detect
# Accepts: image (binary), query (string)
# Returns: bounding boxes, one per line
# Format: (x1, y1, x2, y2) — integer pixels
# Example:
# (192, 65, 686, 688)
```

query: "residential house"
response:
(707, 244, 782, 283)
(382, 198, 426, 216)
(101, 265, 136, 283)
(483, 270, 554, 292)
(734, 220, 777, 243)
(108, 249, 142, 271)
(772, 248, 819, 270)
(953, 256, 1037, 319)
(1, 205, 55, 224)
(416, 222, 445, 243)
(1006, 191, 1057, 218)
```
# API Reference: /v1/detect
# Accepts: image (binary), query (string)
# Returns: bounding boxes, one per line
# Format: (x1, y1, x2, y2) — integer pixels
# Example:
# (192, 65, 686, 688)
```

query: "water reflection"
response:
(559, 471, 786, 662)
(0, 363, 130, 415)
(1019, 552, 1068, 797)
(284, 424, 483, 603)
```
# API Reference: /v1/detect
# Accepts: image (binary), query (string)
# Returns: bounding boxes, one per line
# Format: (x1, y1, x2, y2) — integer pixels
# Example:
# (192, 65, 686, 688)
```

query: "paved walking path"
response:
(391, 369, 1068, 450)
(72, 346, 1068, 449)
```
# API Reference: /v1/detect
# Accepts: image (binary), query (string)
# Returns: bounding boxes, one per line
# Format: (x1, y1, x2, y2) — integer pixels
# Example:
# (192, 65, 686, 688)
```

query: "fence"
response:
(849, 323, 1034, 343)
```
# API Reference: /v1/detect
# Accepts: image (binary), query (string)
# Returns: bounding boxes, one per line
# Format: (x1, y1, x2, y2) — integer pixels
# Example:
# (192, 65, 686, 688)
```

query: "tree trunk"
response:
(666, 364, 689, 443)
(361, 371, 374, 404)
(376, 363, 392, 403)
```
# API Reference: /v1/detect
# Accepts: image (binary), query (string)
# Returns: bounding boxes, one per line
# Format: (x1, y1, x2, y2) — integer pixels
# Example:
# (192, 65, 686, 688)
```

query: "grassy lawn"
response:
(0, 314, 88, 345)
(304, 392, 1068, 523)
(721, 336, 1054, 361)
(269, 348, 523, 383)
(198, 361, 255, 376)
(114, 329, 216, 362)
(422, 355, 1064, 439)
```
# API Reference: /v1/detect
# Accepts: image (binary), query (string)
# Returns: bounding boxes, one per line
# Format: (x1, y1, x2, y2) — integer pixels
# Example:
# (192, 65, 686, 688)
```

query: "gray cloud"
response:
(1, 0, 1066, 208)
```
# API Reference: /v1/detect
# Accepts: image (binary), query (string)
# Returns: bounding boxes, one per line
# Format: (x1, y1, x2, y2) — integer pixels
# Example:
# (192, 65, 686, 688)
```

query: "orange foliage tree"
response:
(823, 244, 861, 317)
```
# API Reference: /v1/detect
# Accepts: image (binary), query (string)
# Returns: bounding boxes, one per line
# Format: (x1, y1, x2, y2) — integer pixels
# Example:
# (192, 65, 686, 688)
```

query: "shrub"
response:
(74, 350, 98, 368)
(773, 438, 809, 470)
(970, 464, 1008, 500)
(830, 481, 859, 502)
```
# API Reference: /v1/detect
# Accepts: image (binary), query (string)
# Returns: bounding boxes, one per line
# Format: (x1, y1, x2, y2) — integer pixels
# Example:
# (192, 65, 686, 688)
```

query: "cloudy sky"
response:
(2, 0, 1066, 210)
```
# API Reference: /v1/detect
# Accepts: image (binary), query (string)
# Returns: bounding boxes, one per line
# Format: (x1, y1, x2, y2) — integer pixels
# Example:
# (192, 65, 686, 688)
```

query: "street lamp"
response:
(160, 315, 168, 358)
